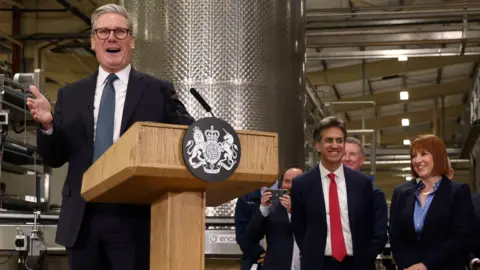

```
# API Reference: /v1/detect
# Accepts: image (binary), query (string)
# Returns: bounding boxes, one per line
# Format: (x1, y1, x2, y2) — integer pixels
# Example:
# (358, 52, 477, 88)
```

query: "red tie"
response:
(328, 173, 347, 262)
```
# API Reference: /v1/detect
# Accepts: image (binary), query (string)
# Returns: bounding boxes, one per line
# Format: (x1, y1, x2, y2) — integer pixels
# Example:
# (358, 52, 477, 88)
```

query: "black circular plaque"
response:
(182, 117, 241, 182)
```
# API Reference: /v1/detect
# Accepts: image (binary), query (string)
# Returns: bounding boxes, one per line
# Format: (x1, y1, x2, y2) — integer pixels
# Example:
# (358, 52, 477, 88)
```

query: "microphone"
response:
(189, 88, 215, 117)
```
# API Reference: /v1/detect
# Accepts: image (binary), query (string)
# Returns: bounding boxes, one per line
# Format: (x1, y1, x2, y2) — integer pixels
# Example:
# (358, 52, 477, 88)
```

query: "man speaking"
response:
(26, 3, 193, 270)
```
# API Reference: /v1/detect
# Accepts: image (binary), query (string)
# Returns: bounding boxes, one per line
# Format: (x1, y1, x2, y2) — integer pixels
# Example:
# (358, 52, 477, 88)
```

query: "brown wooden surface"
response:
(81, 122, 278, 206)
(150, 191, 205, 270)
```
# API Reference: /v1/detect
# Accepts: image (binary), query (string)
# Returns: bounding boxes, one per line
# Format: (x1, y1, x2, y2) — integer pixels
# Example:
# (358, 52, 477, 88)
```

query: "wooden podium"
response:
(80, 122, 278, 270)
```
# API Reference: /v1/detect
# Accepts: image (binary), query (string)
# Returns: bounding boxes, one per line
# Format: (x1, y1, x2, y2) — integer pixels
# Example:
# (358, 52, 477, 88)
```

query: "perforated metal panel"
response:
(120, 0, 306, 217)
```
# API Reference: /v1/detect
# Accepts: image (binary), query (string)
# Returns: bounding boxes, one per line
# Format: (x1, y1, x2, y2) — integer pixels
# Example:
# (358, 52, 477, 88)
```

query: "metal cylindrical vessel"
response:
(120, 0, 305, 215)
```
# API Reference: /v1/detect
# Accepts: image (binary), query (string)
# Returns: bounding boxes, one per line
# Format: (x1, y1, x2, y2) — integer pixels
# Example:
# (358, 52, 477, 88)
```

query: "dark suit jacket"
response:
(235, 190, 266, 270)
(389, 177, 475, 270)
(371, 186, 389, 261)
(469, 193, 480, 262)
(245, 205, 295, 270)
(290, 165, 375, 270)
(37, 68, 194, 247)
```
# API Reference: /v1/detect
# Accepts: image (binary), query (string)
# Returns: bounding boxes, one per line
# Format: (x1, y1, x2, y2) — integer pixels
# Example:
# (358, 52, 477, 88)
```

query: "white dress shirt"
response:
(319, 163, 353, 256)
(42, 64, 131, 143)
(259, 203, 301, 270)
(93, 64, 131, 143)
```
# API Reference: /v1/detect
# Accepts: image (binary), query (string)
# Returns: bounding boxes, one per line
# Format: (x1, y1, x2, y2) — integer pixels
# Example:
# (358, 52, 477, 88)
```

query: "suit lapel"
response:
(402, 183, 417, 236)
(344, 167, 357, 229)
(80, 72, 98, 150)
(422, 177, 449, 235)
(310, 165, 327, 225)
(120, 68, 147, 134)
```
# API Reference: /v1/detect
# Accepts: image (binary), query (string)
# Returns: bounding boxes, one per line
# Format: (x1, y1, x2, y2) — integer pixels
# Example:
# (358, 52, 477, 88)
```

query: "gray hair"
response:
(345, 137, 365, 156)
(91, 4, 134, 35)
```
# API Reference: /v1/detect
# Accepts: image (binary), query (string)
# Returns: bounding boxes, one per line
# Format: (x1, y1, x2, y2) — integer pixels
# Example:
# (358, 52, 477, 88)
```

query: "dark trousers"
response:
(67, 204, 150, 270)
(322, 256, 355, 270)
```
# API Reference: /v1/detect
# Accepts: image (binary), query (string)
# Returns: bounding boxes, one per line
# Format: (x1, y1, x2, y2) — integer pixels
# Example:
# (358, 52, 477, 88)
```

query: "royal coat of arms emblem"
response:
(182, 117, 241, 182)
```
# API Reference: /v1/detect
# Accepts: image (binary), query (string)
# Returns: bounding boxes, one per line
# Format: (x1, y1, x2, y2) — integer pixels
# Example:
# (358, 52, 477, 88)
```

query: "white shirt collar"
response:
(97, 64, 131, 87)
(319, 162, 345, 180)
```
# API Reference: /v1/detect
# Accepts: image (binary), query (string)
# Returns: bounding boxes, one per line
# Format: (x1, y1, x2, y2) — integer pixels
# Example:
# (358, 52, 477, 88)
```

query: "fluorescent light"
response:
(398, 55, 408, 61)
(403, 139, 411, 145)
(400, 91, 409, 100)
(401, 118, 410, 126)
(405, 176, 412, 181)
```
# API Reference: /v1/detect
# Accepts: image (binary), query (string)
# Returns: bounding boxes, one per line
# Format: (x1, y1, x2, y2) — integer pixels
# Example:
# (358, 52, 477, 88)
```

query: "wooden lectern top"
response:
(81, 122, 278, 206)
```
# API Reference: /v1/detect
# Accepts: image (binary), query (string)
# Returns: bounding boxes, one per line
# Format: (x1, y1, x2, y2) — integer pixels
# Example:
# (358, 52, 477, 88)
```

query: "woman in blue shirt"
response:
(389, 134, 475, 270)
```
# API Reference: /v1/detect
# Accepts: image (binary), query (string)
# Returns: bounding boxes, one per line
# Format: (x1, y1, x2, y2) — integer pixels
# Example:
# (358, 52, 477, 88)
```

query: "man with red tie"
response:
(290, 116, 375, 270)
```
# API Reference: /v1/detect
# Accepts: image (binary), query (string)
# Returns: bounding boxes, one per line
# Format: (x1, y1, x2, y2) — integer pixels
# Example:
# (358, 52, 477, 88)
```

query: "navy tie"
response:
(93, 73, 118, 162)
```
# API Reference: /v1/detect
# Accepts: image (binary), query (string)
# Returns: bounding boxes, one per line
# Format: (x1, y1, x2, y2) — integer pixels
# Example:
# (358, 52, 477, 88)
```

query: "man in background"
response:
(235, 180, 279, 269)
(245, 165, 303, 270)
(341, 137, 388, 269)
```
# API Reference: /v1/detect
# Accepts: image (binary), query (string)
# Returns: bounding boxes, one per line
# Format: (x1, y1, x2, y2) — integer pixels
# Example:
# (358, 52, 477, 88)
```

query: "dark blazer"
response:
(290, 165, 375, 270)
(389, 177, 475, 270)
(371, 186, 389, 260)
(235, 190, 266, 270)
(469, 193, 480, 262)
(37, 68, 194, 247)
(245, 204, 295, 270)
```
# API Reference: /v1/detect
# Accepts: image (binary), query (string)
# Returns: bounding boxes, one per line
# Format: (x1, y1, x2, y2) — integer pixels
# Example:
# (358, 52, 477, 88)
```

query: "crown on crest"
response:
(205, 126, 220, 141)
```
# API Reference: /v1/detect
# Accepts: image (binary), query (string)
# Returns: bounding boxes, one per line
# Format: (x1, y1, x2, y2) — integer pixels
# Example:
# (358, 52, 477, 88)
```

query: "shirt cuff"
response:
(41, 127, 53, 135)
(471, 258, 479, 269)
(259, 205, 270, 217)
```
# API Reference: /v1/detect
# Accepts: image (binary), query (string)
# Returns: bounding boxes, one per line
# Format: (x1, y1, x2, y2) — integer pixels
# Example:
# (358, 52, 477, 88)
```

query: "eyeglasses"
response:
(93, 28, 130, 40)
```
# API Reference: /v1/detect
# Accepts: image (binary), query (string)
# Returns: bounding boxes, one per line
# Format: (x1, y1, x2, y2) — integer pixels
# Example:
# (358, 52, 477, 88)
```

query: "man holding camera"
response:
(244, 165, 303, 270)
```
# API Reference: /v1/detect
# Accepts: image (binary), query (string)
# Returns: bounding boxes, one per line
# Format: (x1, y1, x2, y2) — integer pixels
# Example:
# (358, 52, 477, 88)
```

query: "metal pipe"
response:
(307, 18, 480, 31)
(10, 33, 90, 41)
(55, 0, 91, 26)
(306, 8, 480, 19)
(0, 8, 69, 12)
(348, 129, 375, 134)
(308, 1, 480, 13)
(305, 83, 326, 118)
(306, 26, 480, 36)
(0, 213, 58, 220)
(326, 101, 376, 106)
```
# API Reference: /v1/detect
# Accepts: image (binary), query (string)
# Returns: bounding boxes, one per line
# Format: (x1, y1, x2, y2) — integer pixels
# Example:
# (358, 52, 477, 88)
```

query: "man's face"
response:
(91, 13, 135, 73)
(281, 168, 303, 191)
(342, 142, 365, 171)
(315, 127, 345, 164)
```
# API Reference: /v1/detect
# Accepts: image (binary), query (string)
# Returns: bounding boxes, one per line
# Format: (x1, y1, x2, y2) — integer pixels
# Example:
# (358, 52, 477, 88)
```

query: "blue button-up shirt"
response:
(413, 180, 441, 235)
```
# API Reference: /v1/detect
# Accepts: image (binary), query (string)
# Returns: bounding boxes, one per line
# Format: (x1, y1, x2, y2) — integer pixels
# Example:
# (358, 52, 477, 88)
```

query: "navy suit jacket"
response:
(245, 205, 295, 270)
(290, 165, 375, 270)
(371, 186, 388, 261)
(469, 193, 480, 262)
(389, 177, 474, 270)
(235, 189, 266, 270)
(37, 68, 194, 247)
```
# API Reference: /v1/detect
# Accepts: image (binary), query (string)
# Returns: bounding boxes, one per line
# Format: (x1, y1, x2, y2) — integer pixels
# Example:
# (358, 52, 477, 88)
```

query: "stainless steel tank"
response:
(120, 0, 306, 216)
